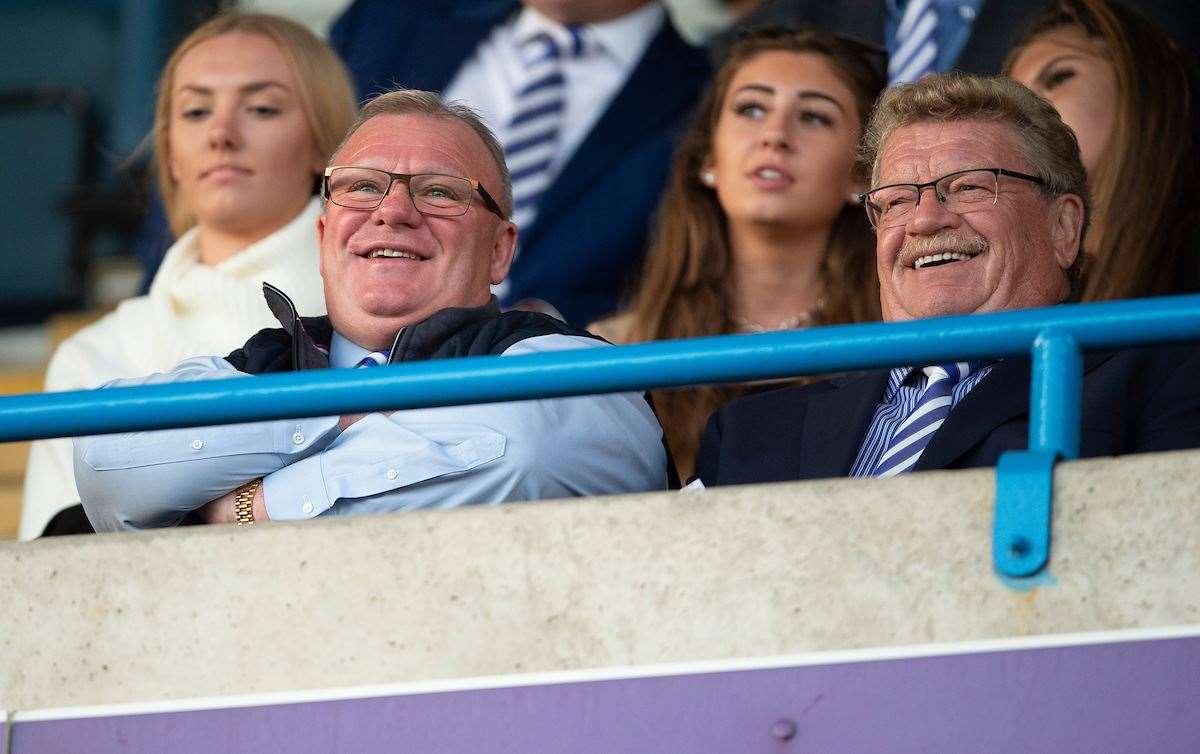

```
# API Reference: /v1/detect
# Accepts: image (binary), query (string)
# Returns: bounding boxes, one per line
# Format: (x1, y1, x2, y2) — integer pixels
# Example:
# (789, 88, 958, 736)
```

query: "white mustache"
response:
(900, 233, 988, 267)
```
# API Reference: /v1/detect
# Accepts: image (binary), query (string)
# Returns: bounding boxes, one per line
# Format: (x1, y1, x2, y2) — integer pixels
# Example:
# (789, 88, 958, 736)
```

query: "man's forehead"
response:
(336, 113, 490, 176)
(877, 119, 1023, 182)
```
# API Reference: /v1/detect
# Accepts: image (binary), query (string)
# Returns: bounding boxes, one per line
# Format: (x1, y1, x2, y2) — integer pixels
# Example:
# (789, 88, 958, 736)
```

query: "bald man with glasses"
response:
(695, 73, 1200, 487)
(76, 89, 668, 532)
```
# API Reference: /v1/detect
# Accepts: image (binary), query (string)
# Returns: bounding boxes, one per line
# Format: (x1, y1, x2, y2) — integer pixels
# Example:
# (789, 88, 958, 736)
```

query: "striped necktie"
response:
(505, 27, 585, 233)
(355, 351, 389, 368)
(889, 0, 938, 84)
(872, 362, 970, 477)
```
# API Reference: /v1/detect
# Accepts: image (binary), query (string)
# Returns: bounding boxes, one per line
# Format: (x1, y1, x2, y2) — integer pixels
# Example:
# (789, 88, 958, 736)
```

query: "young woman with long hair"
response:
(21, 12, 359, 538)
(592, 27, 885, 478)
(1006, 0, 1200, 301)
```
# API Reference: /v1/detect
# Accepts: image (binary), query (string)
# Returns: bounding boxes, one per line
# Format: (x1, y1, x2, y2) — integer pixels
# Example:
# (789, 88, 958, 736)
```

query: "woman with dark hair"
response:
(591, 27, 885, 479)
(1006, 0, 1200, 301)
(21, 12, 359, 538)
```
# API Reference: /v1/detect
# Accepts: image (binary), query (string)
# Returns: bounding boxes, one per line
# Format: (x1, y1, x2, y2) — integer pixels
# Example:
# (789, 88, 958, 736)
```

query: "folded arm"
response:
(76, 336, 668, 531)
(74, 356, 340, 532)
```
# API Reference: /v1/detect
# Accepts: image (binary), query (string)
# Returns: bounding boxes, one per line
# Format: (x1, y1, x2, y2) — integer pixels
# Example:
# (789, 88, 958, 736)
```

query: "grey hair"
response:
(332, 88, 512, 217)
(859, 73, 1090, 298)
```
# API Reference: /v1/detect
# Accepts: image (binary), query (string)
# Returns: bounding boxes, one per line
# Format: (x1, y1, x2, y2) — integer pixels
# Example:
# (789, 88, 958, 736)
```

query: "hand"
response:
(338, 413, 369, 431)
(197, 488, 237, 525)
(339, 411, 395, 431)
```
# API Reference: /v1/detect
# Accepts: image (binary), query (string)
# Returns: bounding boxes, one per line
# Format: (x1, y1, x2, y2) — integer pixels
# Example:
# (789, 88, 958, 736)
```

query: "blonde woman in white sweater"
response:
(20, 13, 358, 538)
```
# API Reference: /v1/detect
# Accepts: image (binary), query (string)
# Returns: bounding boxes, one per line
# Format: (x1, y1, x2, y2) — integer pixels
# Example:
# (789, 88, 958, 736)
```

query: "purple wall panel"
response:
(15, 636, 1200, 753)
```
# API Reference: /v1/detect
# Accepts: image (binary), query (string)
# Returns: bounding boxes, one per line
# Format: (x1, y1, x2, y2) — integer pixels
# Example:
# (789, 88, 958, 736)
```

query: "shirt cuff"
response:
(262, 453, 334, 521)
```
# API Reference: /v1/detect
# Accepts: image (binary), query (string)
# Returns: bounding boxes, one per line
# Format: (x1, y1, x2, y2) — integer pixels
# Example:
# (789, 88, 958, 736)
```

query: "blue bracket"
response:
(993, 450, 1057, 576)
(992, 331, 1082, 580)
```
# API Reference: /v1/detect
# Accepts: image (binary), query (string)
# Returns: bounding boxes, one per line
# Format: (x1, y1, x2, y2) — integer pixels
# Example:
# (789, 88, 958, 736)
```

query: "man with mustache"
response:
(75, 89, 668, 532)
(694, 73, 1200, 485)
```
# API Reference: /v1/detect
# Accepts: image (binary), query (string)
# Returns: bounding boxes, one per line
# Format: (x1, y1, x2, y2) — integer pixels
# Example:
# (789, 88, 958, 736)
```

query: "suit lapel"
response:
(812, 0, 887, 46)
(519, 22, 707, 249)
(916, 351, 1117, 470)
(952, 0, 1043, 74)
(799, 371, 891, 478)
(436, 1, 519, 88)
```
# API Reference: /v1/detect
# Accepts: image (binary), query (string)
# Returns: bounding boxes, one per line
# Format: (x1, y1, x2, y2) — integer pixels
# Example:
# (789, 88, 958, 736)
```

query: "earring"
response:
(700, 170, 716, 187)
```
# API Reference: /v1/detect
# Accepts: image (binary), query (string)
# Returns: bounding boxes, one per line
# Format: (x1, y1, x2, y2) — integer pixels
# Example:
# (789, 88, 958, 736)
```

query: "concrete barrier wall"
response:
(3, 448, 1199, 713)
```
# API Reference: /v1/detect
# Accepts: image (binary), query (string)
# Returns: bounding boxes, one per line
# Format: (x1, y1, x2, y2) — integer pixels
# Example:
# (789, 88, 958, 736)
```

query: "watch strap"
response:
(234, 478, 262, 525)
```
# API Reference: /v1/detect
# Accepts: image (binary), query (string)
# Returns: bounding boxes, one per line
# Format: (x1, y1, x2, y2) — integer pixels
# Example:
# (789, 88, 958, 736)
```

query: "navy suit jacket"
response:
(330, 0, 711, 325)
(695, 343, 1200, 487)
(712, 0, 1200, 74)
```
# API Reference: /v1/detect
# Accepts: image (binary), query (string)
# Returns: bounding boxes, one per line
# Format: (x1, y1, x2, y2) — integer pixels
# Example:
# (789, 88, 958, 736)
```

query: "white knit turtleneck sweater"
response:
(20, 198, 327, 539)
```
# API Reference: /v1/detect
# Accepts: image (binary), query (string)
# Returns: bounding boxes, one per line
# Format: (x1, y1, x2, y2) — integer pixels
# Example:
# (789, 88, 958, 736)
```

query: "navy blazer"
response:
(695, 342, 1200, 487)
(330, 0, 711, 325)
(712, 0, 1200, 74)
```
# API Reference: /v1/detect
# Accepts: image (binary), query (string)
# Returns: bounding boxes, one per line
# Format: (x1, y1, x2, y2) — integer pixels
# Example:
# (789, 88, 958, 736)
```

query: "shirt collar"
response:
(513, 2, 665, 68)
(888, 359, 996, 392)
(330, 330, 386, 369)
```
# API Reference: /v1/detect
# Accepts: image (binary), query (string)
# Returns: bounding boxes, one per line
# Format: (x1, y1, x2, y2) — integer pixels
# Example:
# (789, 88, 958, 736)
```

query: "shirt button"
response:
(301, 501, 314, 514)
(386, 469, 398, 480)
(292, 432, 305, 445)
(190, 439, 203, 451)
(959, 4, 976, 20)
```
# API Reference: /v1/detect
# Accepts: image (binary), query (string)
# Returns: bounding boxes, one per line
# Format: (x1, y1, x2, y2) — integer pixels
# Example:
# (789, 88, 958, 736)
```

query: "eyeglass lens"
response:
(866, 169, 1000, 228)
(327, 167, 475, 216)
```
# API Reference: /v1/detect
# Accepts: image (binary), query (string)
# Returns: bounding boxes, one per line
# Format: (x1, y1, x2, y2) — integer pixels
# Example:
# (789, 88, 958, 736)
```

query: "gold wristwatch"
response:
(234, 478, 262, 525)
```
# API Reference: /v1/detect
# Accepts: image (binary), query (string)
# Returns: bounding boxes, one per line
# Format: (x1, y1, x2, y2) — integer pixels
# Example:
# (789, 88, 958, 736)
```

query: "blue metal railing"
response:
(4, 294, 1199, 579)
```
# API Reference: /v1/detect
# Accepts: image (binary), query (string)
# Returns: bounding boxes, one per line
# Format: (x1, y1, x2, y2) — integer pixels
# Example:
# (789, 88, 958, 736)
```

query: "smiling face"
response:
(706, 50, 864, 233)
(317, 113, 517, 349)
(873, 120, 1083, 321)
(168, 32, 323, 248)
(1007, 26, 1117, 178)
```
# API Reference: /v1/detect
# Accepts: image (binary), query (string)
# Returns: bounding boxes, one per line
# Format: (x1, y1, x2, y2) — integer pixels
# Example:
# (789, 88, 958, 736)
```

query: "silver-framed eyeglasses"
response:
(858, 168, 1044, 229)
(323, 166, 507, 218)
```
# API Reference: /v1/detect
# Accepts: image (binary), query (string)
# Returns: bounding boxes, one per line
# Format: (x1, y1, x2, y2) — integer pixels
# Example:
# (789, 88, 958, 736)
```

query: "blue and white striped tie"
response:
(889, 0, 939, 85)
(505, 28, 584, 233)
(356, 351, 388, 368)
(872, 362, 970, 477)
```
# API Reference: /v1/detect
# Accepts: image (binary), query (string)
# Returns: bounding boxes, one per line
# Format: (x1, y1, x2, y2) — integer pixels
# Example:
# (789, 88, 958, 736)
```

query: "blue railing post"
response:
(993, 330, 1083, 579)
(1029, 331, 1083, 460)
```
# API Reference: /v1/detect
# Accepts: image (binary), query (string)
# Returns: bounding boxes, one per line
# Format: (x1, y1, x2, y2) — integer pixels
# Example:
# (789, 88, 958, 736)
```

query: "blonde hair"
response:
(336, 89, 512, 217)
(860, 72, 1090, 294)
(153, 12, 358, 236)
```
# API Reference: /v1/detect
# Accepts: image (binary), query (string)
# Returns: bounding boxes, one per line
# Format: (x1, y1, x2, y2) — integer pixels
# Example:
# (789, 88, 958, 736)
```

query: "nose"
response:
(759, 110, 793, 152)
(207, 106, 241, 151)
(372, 178, 424, 228)
(907, 184, 960, 235)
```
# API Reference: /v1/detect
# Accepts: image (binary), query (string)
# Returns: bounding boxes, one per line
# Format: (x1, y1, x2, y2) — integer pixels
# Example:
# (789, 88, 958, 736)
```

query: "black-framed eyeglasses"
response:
(858, 168, 1045, 229)
(323, 166, 507, 219)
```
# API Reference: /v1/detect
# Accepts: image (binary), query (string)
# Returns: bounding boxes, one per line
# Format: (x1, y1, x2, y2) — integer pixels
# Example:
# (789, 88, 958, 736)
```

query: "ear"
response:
(166, 140, 180, 184)
(1048, 192, 1084, 272)
(316, 213, 328, 275)
(310, 145, 326, 177)
(489, 219, 518, 285)
(699, 155, 717, 187)
(846, 181, 865, 207)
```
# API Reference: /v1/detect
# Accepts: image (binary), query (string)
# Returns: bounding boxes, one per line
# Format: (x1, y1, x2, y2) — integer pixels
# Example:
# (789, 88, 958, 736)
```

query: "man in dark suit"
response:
(329, 0, 710, 326)
(711, 0, 1199, 78)
(695, 72, 1200, 486)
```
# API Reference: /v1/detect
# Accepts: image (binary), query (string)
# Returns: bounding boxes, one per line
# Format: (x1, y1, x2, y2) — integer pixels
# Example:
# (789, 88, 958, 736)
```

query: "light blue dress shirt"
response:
(75, 332, 667, 532)
(885, 0, 986, 74)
